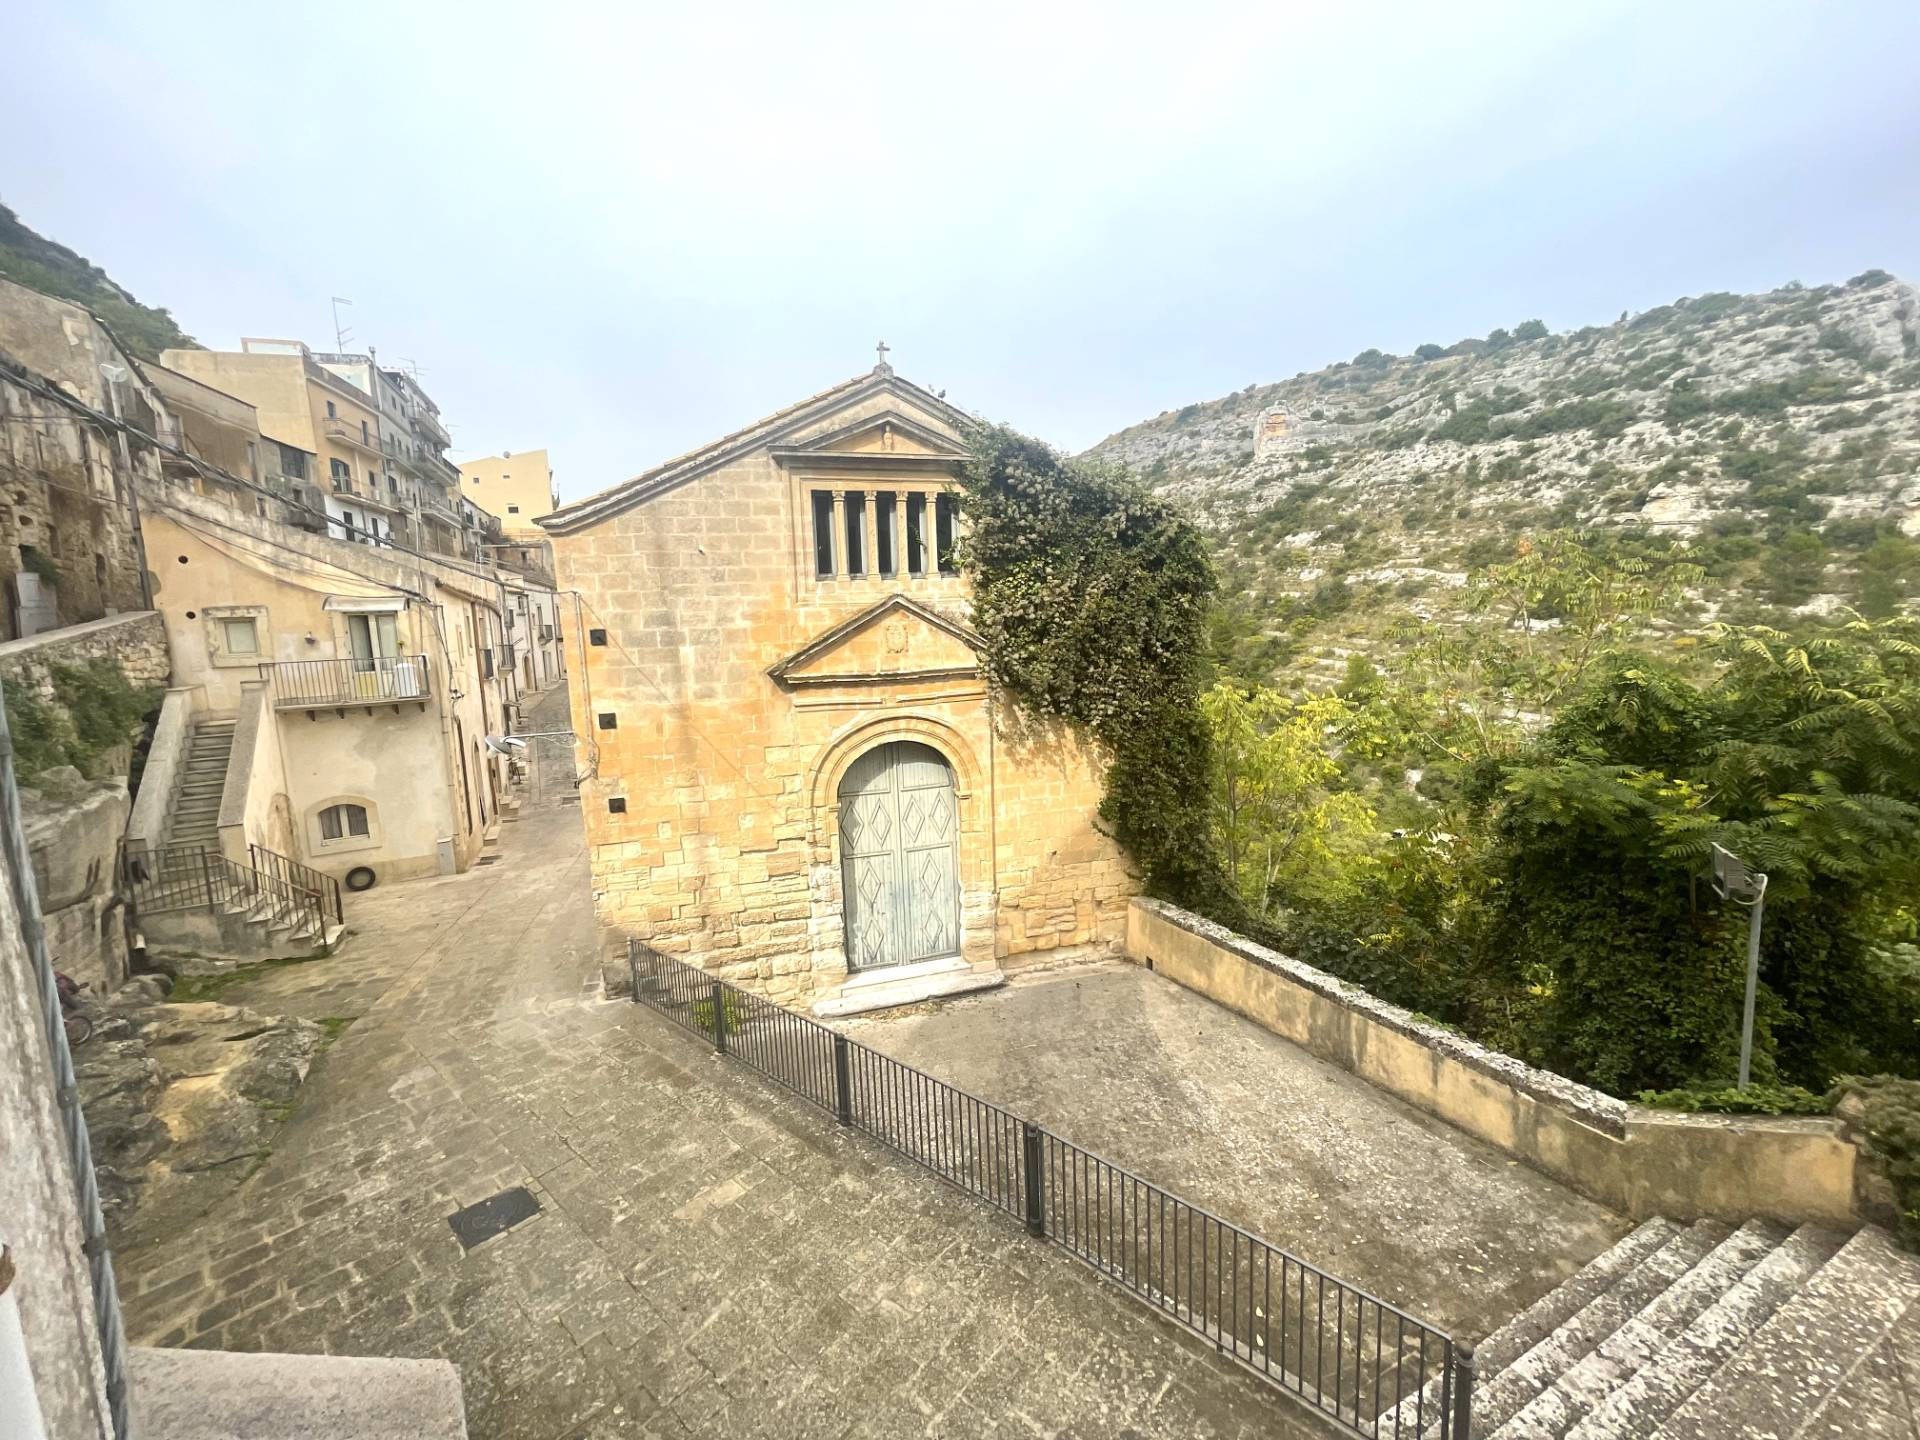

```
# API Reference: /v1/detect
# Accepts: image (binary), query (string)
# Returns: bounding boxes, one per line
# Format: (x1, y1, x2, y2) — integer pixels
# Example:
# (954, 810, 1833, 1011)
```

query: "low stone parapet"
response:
(1126, 897, 1859, 1227)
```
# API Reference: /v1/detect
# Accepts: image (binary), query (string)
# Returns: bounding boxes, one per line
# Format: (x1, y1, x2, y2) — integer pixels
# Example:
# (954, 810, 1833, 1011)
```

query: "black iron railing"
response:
(629, 942, 1472, 1438)
(123, 843, 333, 941)
(249, 843, 344, 927)
(265, 654, 431, 708)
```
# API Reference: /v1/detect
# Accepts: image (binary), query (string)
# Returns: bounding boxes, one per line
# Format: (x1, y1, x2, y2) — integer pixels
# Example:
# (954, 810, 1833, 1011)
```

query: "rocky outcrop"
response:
(75, 982, 324, 1246)
(1086, 271, 1920, 684)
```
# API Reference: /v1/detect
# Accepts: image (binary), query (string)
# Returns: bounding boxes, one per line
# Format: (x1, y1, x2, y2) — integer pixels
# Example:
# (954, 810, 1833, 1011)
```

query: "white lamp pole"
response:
(1711, 843, 1770, 1090)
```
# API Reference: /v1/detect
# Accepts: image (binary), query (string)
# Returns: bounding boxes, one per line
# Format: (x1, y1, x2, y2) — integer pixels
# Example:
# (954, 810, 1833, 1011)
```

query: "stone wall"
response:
(553, 378, 1133, 1009)
(0, 609, 170, 705)
(0, 282, 164, 638)
(0, 793, 116, 1440)
(1127, 897, 1862, 1228)
(1, 612, 168, 993)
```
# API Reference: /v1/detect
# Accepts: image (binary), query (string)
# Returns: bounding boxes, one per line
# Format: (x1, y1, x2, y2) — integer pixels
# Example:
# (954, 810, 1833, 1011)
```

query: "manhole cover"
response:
(448, 1186, 540, 1250)
(475, 856, 500, 867)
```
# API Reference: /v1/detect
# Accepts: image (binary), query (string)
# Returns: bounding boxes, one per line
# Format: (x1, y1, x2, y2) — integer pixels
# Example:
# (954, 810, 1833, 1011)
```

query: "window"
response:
(811, 490, 836, 578)
(905, 493, 927, 575)
(507, 504, 520, 514)
(326, 400, 337, 419)
(347, 612, 400, 667)
(935, 493, 959, 575)
(875, 492, 897, 577)
(318, 803, 369, 842)
(330, 458, 352, 490)
(279, 444, 308, 481)
(844, 493, 866, 576)
(361, 420, 370, 445)
(220, 617, 259, 655)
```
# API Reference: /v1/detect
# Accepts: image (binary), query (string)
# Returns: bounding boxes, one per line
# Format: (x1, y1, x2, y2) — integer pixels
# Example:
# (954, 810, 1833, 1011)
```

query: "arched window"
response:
(318, 802, 370, 843)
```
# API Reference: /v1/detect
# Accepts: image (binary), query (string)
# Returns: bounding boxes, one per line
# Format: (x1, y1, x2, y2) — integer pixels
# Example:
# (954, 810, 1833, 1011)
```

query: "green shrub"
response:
(1, 659, 159, 781)
(1831, 1075, 1920, 1244)
(1636, 1083, 1829, 1115)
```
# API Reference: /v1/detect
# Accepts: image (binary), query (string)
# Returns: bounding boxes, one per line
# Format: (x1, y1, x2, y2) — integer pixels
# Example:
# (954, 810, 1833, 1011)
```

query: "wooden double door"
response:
(837, 741, 961, 971)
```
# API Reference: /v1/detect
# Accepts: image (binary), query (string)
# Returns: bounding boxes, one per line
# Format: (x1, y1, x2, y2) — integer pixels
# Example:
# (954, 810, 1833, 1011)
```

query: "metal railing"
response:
(2, 686, 131, 1436)
(264, 654, 431, 708)
(249, 844, 344, 928)
(123, 843, 332, 940)
(629, 942, 1472, 1438)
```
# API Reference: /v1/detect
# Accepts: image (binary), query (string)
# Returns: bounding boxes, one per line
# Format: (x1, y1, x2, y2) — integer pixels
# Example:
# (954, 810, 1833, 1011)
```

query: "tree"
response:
(1395, 533, 1702, 763)
(1415, 343, 1446, 362)
(1201, 683, 1380, 914)
(1513, 319, 1549, 341)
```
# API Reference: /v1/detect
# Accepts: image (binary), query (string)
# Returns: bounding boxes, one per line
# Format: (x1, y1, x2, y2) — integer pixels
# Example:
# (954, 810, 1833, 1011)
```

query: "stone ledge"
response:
(129, 1346, 467, 1440)
(812, 960, 1005, 1016)
(1133, 896, 1628, 1137)
(1129, 897, 1859, 1226)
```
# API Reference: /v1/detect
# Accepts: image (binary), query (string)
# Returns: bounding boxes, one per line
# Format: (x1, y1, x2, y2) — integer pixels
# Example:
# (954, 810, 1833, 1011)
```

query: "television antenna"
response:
(330, 296, 354, 351)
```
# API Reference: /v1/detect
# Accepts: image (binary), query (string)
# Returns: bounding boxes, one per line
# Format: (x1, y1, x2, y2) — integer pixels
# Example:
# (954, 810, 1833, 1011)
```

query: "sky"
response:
(5, 0, 1919, 503)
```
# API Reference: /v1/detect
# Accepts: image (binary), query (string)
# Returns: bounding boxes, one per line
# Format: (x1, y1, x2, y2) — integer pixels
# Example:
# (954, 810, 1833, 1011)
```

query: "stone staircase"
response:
(1392, 1218, 1920, 1438)
(166, 716, 235, 848)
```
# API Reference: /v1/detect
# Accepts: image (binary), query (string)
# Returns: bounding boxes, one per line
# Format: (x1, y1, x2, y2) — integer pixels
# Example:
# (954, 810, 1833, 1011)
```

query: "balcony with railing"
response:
(265, 655, 432, 710)
(320, 417, 382, 454)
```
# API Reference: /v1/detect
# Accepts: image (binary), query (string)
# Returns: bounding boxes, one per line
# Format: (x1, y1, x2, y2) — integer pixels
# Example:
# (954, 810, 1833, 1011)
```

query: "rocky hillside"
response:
(0, 200, 197, 359)
(1087, 271, 1920, 682)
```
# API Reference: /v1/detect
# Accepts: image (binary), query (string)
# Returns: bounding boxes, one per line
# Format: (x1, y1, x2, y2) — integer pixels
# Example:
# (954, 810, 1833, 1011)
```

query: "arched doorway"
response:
(838, 740, 961, 971)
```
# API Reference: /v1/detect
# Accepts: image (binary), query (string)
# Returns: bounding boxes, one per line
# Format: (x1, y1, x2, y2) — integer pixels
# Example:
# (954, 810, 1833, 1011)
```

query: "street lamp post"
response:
(1711, 842, 1770, 1090)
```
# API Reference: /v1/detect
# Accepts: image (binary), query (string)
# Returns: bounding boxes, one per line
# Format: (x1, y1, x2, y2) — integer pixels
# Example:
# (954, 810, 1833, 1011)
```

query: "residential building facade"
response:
(542, 361, 1132, 1013)
(459, 448, 556, 533)
(160, 341, 404, 548)
(138, 481, 517, 885)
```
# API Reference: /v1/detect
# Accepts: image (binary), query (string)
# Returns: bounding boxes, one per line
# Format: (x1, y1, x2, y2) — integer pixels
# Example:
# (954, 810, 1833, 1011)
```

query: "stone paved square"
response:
(113, 693, 1329, 1438)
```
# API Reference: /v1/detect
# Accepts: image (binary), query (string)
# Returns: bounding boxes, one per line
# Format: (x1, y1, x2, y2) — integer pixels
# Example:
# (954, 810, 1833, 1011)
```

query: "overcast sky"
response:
(7, 1, 1918, 501)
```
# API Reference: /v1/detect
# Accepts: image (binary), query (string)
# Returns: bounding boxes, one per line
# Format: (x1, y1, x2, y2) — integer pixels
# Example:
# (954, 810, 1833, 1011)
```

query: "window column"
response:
(830, 490, 847, 577)
(862, 490, 880, 581)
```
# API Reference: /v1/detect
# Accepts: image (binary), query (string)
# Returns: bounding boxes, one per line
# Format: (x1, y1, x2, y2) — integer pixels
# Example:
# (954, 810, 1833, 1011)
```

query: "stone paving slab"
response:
(840, 959, 1631, 1345)
(111, 687, 1328, 1439)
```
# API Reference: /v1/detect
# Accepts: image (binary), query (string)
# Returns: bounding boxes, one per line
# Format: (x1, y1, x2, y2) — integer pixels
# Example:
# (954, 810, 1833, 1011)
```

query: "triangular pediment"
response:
(541, 368, 975, 535)
(769, 595, 981, 688)
(779, 410, 968, 462)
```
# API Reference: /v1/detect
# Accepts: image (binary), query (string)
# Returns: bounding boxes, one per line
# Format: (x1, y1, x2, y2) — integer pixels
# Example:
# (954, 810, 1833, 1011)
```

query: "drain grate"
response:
(448, 1186, 541, 1250)
(474, 856, 500, 866)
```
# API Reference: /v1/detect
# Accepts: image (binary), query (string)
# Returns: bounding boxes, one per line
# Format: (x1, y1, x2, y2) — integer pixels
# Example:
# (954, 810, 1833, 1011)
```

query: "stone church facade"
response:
(542, 360, 1133, 1012)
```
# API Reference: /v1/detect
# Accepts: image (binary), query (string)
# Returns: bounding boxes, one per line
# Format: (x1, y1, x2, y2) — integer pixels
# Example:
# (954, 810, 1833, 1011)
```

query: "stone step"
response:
(1652, 1226, 1920, 1440)
(1388, 1219, 1684, 1435)
(1471, 1221, 1730, 1435)
(1490, 1219, 1787, 1439)
(1565, 1224, 1845, 1440)
(1795, 1297, 1918, 1439)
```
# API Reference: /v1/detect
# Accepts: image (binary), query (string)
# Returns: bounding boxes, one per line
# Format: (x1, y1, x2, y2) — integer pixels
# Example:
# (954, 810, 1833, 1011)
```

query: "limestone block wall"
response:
(555, 387, 1133, 1006)
(0, 610, 170, 704)
(1127, 897, 1862, 1228)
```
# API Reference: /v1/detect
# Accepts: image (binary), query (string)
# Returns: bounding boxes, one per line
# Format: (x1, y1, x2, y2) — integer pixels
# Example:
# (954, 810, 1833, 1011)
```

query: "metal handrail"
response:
(121, 843, 330, 942)
(249, 843, 343, 927)
(263, 654, 431, 708)
(628, 941, 1472, 1438)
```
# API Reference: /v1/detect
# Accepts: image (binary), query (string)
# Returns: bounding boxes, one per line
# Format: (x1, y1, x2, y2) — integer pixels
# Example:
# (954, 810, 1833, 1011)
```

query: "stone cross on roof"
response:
(874, 340, 893, 376)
